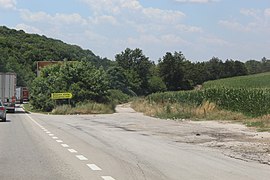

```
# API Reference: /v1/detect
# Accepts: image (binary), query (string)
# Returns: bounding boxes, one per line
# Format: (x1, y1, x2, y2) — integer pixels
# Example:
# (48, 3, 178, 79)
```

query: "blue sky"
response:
(0, 0, 269, 62)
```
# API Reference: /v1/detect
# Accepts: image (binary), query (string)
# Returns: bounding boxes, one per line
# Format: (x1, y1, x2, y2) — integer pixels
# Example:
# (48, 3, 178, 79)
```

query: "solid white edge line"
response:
(26, 114, 43, 128)
(87, 164, 102, 171)
(101, 176, 116, 180)
(76, 155, 88, 161)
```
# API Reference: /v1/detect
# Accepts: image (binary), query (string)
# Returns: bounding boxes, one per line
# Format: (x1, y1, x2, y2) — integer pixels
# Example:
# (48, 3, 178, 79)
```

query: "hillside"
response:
(0, 26, 112, 86)
(203, 72, 270, 89)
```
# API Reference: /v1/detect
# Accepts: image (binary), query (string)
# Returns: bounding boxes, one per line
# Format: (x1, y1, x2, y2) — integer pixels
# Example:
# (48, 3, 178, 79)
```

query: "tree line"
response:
(1, 26, 270, 111)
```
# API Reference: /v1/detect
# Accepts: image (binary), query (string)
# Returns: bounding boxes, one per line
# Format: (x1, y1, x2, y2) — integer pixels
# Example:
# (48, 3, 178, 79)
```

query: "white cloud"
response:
(19, 10, 87, 25)
(174, 0, 218, 3)
(89, 15, 118, 25)
(220, 8, 270, 33)
(0, 0, 16, 9)
(127, 35, 160, 46)
(265, 8, 270, 17)
(240, 8, 260, 17)
(176, 24, 203, 33)
(200, 36, 231, 46)
(127, 34, 189, 47)
(14, 23, 42, 34)
(142, 7, 185, 24)
(219, 20, 250, 32)
(161, 34, 189, 45)
(81, 0, 185, 24)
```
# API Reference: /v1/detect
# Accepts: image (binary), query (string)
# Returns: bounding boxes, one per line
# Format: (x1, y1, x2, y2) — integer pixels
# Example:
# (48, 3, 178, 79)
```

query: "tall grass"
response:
(203, 72, 270, 89)
(147, 88, 270, 117)
(52, 102, 115, 115)
(132, 98, 245, 120)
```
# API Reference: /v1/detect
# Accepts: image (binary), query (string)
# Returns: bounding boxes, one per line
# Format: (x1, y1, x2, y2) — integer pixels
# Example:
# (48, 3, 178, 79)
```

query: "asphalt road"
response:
(0, 106, 270, 180)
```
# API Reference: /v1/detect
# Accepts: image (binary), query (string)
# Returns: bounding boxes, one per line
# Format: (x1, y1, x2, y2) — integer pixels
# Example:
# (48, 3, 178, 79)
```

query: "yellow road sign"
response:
(51, 93, 73, 99)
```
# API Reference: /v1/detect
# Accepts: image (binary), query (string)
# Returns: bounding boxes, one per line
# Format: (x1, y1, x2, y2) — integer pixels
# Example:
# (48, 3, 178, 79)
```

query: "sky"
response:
(0, 0, 269, 62)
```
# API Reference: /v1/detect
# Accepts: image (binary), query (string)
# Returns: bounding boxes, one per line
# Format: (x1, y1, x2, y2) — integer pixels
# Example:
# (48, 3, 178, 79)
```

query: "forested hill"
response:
(0, 26, 112, 86)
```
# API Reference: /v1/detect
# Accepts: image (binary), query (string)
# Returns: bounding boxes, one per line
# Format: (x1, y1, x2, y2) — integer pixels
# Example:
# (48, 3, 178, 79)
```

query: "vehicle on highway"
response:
(0, 100, 7, 122)
(0, 72, 16, 112)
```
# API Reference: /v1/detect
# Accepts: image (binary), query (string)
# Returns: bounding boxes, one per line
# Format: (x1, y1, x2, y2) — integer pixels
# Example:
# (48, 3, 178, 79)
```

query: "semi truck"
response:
(0, 73, 16, 113)
(16, 87, 29, 104)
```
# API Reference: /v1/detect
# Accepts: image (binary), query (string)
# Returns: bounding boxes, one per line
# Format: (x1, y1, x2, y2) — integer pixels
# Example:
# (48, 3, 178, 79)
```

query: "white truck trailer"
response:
(0, 72, 16, 113)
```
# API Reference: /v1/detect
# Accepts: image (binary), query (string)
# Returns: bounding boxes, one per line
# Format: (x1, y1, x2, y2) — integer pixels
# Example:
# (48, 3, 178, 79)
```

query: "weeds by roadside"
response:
(51, 102, 115, 115)
(131, 98, 270, 132)
(131, 98, 246, 120)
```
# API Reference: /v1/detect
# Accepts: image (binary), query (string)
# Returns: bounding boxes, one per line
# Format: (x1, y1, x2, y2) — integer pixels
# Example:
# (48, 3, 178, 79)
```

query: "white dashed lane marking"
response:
(68, 149, 78, 153)
(87, 164, 102, 171)
(76, 155, 88, 161)
(102, 176, 116, 180)
(26, 114, 117, 180)
(61, 144, 69, 148)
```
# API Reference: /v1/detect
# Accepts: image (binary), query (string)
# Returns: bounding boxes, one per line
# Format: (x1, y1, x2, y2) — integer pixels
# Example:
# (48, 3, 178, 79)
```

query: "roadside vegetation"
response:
(51, 102, 115, 115)
(132, 72, 270, 131)
(2, 26, 270, 121)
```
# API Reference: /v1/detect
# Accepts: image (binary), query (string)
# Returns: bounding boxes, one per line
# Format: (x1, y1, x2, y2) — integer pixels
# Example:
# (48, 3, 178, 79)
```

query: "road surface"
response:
(0, 105, 270, 180)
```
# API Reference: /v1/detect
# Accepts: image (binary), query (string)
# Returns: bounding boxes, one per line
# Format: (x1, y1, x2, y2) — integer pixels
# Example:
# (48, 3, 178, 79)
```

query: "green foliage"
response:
(148, 76, 167, 93)
(0, 26, 111, 86)
(158, 52, 186, 91)
(52, 102, 115, 115)
(203, 72, 270, 89)
(147, 88, 270, 117)
(107, 89, 130, 104)
(30, 61, 110, 112)
(115, 48, 154, 95)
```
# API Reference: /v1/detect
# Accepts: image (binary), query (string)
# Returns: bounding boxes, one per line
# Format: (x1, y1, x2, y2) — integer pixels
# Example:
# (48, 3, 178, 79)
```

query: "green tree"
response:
(115, 48, 153, 95)
(158, 52, 186, 91)
(30, 61, 109, 111)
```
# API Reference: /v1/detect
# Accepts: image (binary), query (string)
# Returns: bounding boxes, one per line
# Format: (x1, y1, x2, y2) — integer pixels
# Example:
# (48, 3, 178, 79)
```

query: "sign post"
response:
(51, 93, 73, 106)
(51, 93, 73, 100)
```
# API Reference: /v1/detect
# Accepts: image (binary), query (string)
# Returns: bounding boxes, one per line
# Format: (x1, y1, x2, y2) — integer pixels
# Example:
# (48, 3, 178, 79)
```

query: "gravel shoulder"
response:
(116, 104, 270, 165)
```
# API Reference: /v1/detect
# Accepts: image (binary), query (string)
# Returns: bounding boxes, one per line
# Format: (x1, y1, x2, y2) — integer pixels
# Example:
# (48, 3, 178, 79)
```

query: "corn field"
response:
(147, 88, 270, 117)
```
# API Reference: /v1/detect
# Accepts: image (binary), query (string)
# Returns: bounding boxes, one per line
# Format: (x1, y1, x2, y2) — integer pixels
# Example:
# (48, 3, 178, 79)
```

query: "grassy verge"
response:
(22, 103, 46, 114)
(131, 98, 270, 132)
(132, 98, 246, 120)
(23, 102, 115, 115)
(51, 102, 115, 115)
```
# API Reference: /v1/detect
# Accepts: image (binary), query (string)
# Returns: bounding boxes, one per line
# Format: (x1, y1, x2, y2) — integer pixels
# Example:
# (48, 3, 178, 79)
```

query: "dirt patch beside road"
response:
(116, 104, 270, 165)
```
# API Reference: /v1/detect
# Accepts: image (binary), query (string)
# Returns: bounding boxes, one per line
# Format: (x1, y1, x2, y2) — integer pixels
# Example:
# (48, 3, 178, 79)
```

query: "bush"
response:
(52, 102, 115, 115)
(107, 89, 130, 104)
(30, 61, 110, 112)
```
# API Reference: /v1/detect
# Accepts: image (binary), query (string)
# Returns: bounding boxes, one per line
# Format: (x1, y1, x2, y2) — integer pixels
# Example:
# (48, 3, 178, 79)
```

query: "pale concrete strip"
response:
(68, 149, 78, 153)
(101, 176, 116, 180)
(76, 155, 88, 161)
(87, 164, 102, 171)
